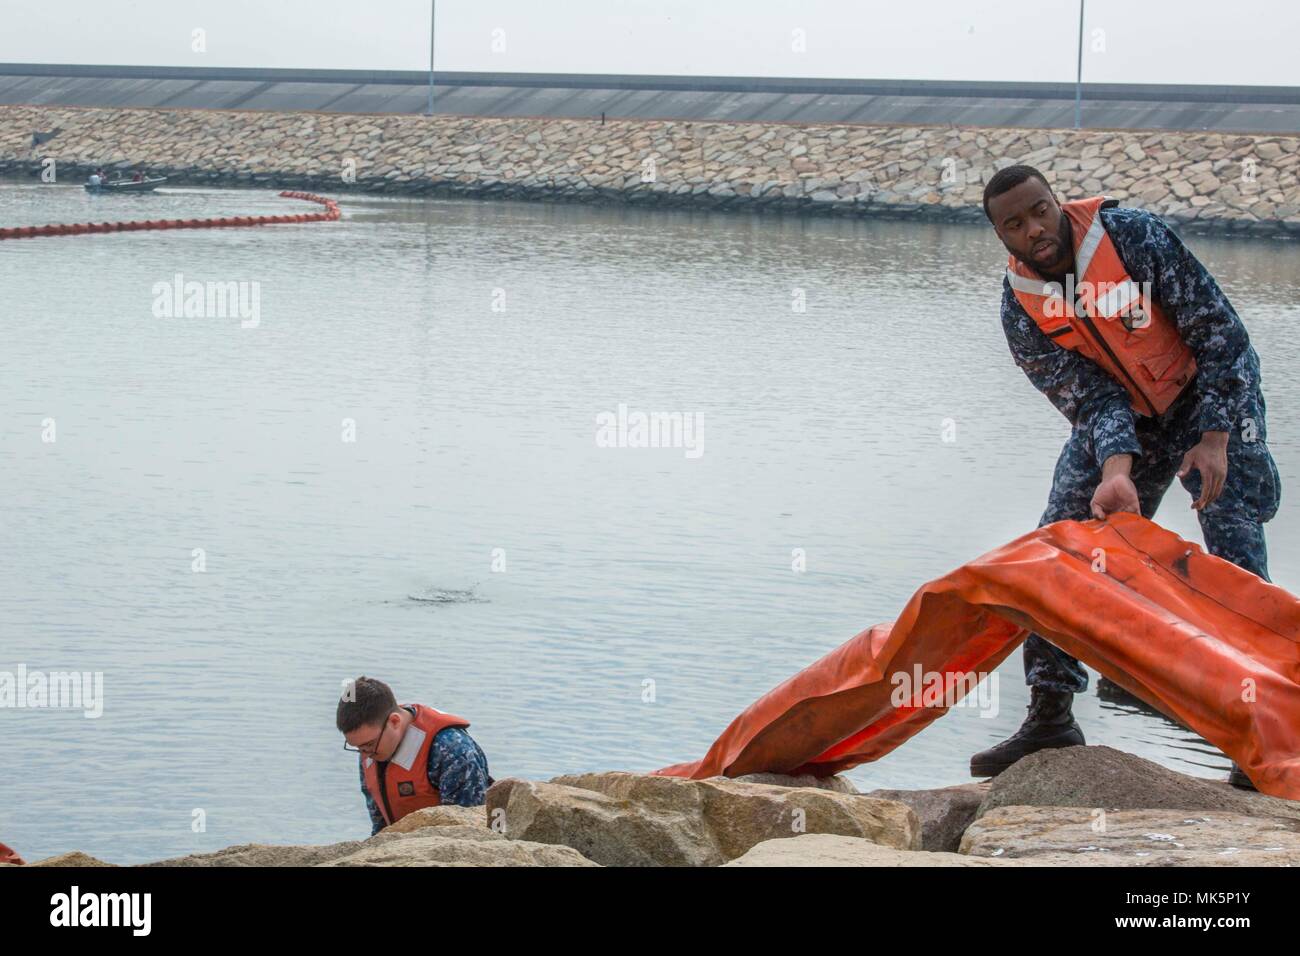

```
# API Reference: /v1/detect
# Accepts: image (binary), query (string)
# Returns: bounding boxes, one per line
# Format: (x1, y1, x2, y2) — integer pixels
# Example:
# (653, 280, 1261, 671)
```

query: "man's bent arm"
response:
(359, 760, 386, 836)
(426, 727, 492, 807)
(1109, 210, 1257, 437)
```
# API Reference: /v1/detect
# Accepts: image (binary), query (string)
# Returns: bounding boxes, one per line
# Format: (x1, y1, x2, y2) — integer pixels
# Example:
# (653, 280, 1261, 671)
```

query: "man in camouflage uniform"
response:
(973, 165, 1282, 788)
(338, 676, 493, 836)
(357, 719, 492, 837)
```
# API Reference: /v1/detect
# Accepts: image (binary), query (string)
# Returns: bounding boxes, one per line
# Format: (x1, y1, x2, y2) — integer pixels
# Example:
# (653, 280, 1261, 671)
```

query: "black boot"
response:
(1227, 762, 1257, 791)
(970, 686, 1085, 777)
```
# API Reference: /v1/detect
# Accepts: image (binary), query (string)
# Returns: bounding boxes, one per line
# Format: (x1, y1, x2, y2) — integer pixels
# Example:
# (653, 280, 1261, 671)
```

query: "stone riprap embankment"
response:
(8, 748, 1300, 866)
(0, 104, 1298, 236)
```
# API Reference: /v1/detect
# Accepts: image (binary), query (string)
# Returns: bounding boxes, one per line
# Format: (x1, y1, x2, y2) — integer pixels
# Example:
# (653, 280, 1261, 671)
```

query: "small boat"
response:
(84, 176, 167, 193)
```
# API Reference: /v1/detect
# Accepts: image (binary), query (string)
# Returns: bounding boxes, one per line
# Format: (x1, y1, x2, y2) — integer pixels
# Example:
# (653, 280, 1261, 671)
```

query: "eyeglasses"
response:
(343, 710, 396, 756)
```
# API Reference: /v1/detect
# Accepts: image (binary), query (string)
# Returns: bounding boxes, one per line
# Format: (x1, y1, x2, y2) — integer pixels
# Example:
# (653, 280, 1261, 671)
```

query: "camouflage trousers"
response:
(1025, 385, 1283, 694)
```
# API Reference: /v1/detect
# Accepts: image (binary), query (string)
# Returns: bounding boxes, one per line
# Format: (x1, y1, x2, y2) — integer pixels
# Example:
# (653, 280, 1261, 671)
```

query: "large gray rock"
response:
(19, 851, 115, 867)
(146, 840, 371, 867)
(487, 772, 919, 867)
(977, 746, 1300, 822)
(866, 782, 990, 851)
(320, 828, 596, 867)
(146, 825, 593, 867)
(382, 804, 486, 834)
(962, 805, 1300, 865)
(733, 773, 858, 793)
(726, 833, 1024, 867)
(560, 772, 918, 852)
(489, 779, 704, 866)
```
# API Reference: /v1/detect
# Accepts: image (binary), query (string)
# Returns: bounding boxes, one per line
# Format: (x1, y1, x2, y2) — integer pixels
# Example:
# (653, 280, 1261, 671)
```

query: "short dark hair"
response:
(336, 676, 397, 733)
(983, 164, 1052, 223)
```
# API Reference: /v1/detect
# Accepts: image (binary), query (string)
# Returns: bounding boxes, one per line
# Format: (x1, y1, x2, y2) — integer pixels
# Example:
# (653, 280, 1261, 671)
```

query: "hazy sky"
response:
(1, 0, 1296, 86)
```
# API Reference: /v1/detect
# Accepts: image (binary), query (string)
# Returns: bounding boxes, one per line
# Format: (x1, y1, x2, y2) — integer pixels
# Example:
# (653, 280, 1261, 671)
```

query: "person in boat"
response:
(337, 676, 493, 835)
(87, 171, 102, 187)
(132, 171, 144, 183)
(977, 164, 1281, 791)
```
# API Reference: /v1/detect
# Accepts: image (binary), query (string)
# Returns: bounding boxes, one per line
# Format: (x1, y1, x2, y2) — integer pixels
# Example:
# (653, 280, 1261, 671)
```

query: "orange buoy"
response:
(0, 193, 343, 241)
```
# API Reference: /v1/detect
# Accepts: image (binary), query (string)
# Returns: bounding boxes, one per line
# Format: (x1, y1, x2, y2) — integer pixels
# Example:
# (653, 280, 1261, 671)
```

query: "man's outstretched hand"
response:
(1178, 431, 1229, 510)
(1091, 453, 1140, 520)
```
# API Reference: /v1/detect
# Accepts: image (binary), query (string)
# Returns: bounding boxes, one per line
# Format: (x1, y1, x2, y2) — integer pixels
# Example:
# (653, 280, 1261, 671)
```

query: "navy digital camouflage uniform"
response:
(1001, 204, 1282, 694)
(359, 709, 493, 835)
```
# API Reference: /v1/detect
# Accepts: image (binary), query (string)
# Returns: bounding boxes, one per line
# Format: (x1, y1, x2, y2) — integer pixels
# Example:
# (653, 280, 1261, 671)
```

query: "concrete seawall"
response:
(7, 65, 1300, 131)
(2, 104, 1299, 237)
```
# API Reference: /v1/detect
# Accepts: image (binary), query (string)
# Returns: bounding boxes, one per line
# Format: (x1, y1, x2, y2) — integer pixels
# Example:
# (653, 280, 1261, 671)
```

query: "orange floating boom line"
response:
(0, 191, 341, 241)
(655, 513, 1300, 799)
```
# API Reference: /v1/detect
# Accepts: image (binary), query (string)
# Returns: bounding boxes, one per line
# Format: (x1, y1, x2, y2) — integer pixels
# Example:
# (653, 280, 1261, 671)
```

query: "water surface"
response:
(2, 182, 1296, 862)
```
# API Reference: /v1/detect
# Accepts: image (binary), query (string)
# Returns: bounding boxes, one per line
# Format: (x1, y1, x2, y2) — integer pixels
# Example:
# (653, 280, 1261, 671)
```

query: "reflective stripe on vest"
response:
(1006, 195, 1197, 417)
(361, 704, 471, 827)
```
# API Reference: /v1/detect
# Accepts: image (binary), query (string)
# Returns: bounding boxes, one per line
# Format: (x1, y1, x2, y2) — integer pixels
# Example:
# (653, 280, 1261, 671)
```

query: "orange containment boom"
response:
(655, 513, 1300, 799)
(0, 191, 340, 241)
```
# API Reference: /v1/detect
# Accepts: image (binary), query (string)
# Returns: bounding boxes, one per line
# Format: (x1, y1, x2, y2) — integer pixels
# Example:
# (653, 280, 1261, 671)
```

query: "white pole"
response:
(1074, 0, 1085, 129)
(434, 0, 444, 116)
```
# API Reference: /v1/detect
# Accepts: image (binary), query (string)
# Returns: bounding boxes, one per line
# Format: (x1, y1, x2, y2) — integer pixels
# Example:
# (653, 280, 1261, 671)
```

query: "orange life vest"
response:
(361, 703, 471, 827)
(1006, 196, 1197, 417)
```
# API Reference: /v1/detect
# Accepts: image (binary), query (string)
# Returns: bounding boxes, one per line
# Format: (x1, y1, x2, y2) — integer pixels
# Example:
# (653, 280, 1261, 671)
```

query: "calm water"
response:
(2, 181, 1297, 863)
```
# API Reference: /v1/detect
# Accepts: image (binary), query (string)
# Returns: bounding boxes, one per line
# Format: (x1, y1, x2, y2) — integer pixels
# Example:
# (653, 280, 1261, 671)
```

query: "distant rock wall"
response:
(1, 103, 1298, 235)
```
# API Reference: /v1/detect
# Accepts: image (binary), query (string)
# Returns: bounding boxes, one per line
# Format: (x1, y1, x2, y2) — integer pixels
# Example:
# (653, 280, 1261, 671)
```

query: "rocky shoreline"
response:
(11, 747, 1300, 866)
(1, 104, 1298, 237)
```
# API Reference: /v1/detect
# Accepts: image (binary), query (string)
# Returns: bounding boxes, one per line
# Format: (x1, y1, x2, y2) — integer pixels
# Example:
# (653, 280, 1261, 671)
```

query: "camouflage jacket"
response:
(359, 723, 492, 835)
(1000, 205, 1266, 466)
